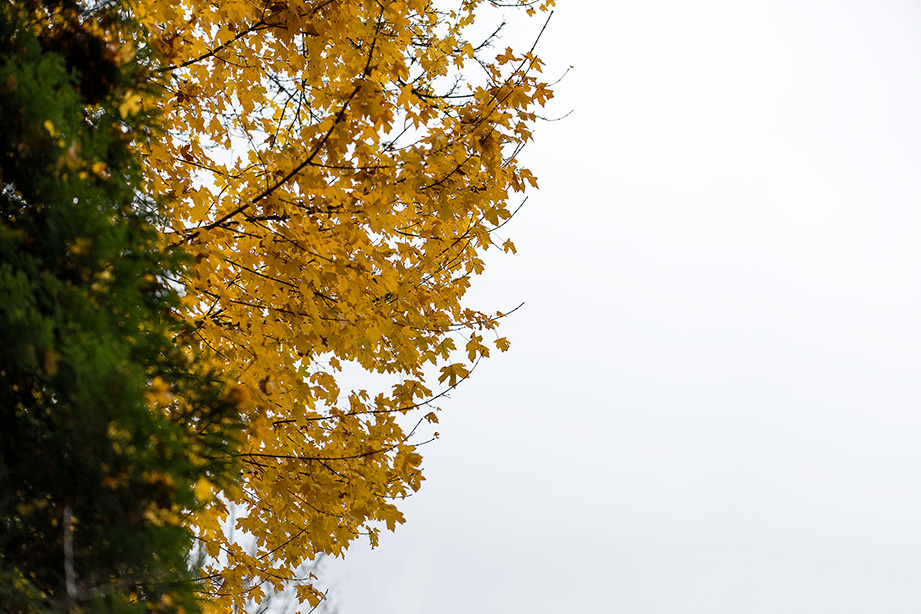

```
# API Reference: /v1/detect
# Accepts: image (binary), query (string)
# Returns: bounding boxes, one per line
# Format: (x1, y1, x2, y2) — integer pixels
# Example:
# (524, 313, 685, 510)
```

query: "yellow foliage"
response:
(133, 0, 555, 610)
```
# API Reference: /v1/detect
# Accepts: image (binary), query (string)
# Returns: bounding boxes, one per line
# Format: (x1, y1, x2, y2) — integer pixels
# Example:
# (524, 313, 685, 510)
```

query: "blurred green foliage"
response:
(0, 4, 240, 612)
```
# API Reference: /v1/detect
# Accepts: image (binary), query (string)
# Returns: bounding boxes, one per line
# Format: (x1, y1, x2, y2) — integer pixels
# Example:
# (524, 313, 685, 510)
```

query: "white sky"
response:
(320, 1, 921, 612)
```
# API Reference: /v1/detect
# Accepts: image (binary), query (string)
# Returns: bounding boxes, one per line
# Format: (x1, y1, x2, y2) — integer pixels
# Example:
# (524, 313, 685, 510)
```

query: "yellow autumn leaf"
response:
(193, 478, 213, 502)
(118, 90, 142, 118)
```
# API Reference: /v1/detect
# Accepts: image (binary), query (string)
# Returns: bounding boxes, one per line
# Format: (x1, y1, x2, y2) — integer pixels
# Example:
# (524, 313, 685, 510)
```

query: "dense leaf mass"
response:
(1, 0, 552, 611)
(134, 0, 554, 609)
(0, 3, 240, 612)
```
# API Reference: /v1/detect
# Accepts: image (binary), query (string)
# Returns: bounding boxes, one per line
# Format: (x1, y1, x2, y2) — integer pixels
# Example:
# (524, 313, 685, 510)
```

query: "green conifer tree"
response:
(0, 4, 240, 612)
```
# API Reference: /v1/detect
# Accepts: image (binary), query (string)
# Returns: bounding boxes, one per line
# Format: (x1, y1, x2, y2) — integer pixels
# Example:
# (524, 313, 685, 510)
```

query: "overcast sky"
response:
(319, 1, 921, 612)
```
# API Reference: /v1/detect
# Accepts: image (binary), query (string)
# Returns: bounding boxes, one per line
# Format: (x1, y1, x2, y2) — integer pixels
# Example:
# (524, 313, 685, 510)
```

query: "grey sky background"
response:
(320, 1, 921, 612)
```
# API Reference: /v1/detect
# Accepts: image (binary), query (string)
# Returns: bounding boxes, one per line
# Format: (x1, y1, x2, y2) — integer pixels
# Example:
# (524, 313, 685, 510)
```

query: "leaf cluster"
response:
(131, 0, 556, 610)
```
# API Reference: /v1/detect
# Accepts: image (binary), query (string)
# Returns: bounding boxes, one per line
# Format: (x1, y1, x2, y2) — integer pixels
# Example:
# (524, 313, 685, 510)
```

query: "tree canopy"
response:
(2, 0, 554, 611)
